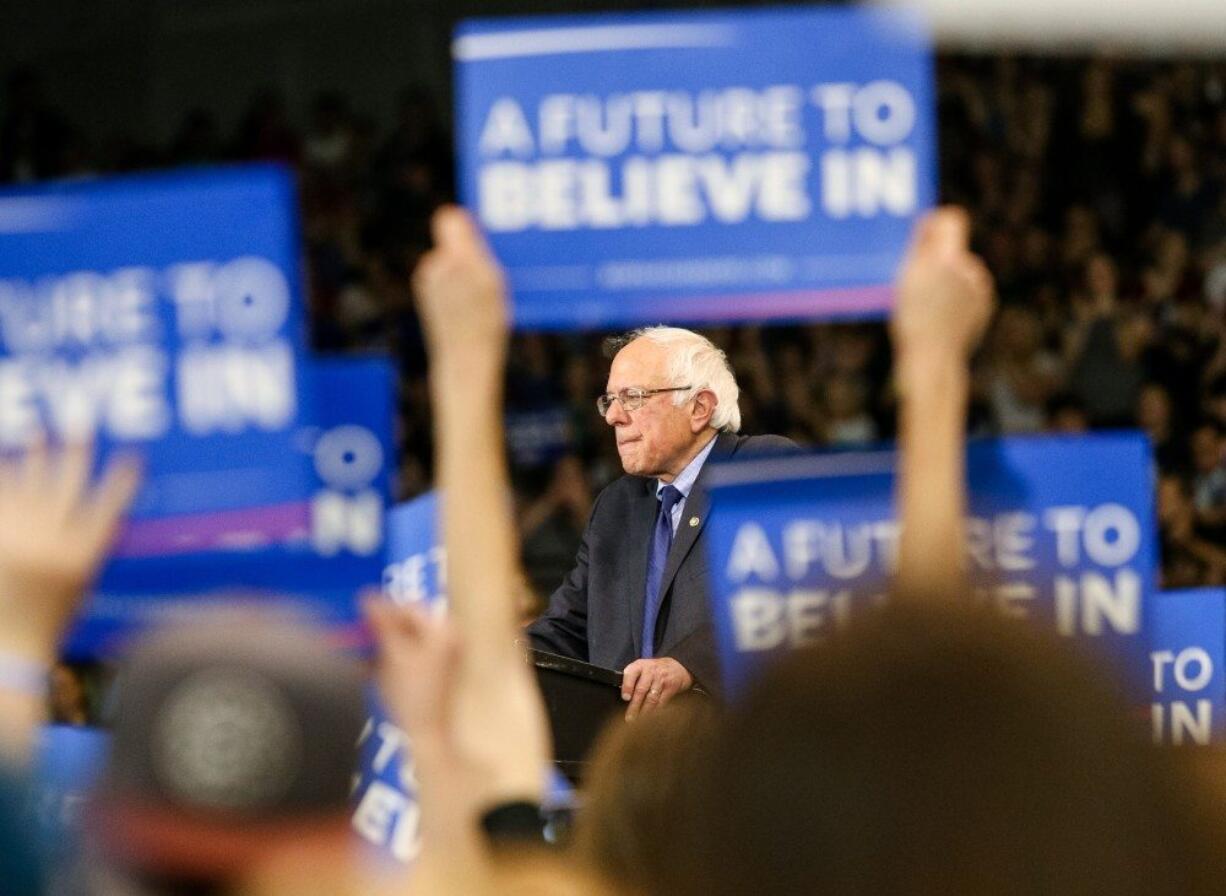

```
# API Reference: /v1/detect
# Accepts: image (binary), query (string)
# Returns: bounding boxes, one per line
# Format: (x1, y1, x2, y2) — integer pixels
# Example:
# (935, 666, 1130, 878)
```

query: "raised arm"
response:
(891, 208, 995, 601)
(370, 207, 553, 893)
(413, 204, 549, 796)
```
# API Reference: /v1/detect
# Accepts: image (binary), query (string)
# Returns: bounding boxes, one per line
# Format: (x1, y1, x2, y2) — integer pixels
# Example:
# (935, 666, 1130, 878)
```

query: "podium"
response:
(528, 648, 624, 781)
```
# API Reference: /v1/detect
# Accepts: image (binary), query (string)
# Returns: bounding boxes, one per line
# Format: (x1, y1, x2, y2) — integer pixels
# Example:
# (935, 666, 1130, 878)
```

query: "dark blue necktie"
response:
(642, 484, 683, 658)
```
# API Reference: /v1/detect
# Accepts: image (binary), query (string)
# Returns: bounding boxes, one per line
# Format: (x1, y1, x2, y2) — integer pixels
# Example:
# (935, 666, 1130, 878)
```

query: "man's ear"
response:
(690, 389, 717, 433)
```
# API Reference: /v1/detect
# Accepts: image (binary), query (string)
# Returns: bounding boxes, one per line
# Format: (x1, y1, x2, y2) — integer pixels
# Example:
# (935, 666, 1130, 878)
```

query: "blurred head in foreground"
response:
(89, 615, 366, 895)
(651, 604, 1226, 896)
(576, 697, 717, 892)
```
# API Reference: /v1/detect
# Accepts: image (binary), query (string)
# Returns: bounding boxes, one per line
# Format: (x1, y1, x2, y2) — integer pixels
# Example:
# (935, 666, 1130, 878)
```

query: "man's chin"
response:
(617, 449, 646, 476)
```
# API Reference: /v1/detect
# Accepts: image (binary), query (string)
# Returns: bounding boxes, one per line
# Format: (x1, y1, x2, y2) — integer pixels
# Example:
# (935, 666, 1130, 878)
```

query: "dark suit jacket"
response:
(526, 431, 795, 695)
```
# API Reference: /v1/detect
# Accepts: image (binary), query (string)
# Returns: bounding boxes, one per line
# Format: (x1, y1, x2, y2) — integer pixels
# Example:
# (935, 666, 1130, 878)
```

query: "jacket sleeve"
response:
(666, 621, 723, 698)
(524, 489, 606, 662)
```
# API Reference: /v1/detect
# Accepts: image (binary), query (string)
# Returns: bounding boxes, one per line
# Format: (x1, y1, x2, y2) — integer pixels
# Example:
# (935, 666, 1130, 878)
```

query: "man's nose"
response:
(604, 398, 629, 426)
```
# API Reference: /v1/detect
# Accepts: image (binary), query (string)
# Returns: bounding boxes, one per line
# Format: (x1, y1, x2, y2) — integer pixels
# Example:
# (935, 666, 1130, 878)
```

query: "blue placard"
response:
(1147, 589, 1226, 746)
(60, 355, 395, 660)
(0, 166, 315, 554)
(383, 491, 447, 611)
(455, 7, 934, 329)
(704, 433, 1157, 697)
(353, 688, 425, 865)
(33, 725, 110, 862)
(353, 491, 445, 864)
(299, 356, 395, 568)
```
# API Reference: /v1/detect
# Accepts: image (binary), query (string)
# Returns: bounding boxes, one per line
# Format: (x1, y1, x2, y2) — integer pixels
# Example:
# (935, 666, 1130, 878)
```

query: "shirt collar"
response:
(657, 433, 718, 501)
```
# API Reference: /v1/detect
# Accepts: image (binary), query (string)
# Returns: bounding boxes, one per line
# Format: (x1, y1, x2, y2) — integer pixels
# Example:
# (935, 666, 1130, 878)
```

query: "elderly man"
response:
(526, 327, 792, 716)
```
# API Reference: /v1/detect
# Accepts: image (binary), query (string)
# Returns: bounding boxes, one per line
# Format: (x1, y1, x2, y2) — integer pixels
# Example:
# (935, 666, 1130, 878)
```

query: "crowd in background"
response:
(3, 55, 1226, 598)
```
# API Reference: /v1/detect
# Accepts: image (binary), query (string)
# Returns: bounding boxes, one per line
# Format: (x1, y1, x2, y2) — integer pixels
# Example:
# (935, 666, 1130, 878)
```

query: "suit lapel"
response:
(656, 432, 735, 608)
(627, 476, 662, 657)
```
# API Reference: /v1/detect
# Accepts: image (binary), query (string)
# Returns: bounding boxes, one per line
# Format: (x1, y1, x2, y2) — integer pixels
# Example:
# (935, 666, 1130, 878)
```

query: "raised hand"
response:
(0, 441, 140, 661)
(366, 598, 550, 896)
(890, 208, 995, 601)
(0, 440, 138, 761)
(411, 205, 509, 366)
(368, 597, 546, 814)
(367, 600, 463, 771)
(891, 206, 995, 364)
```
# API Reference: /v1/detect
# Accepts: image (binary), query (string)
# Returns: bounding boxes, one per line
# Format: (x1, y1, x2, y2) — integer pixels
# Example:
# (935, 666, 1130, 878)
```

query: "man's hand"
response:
(411, 205, 508, 369)
(621, 657, 694, 721)
(891, 206, 994, 365)
(0, 441, 140, 661)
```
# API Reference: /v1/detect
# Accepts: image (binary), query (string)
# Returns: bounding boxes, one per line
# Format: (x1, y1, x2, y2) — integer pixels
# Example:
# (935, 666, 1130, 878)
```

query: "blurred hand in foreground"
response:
(0, 441, 139, 661)
(891, 206, 995, 363)
(0, 440, 138, 762)
(368, 599, 553, 896)
(890, 208, 995, 600)
(366, 601, 470, 801)
(368, 593, 550, 811)
(412, 205, 509, 365)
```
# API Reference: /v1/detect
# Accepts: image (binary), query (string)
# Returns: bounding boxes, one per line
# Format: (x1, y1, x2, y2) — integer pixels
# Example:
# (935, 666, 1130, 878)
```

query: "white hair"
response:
(620, 326, 742, 433)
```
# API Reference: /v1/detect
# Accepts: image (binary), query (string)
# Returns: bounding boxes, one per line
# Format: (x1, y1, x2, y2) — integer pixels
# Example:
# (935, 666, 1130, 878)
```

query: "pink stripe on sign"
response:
(113, 501, 312, 558)
(644, 284, 895, 322)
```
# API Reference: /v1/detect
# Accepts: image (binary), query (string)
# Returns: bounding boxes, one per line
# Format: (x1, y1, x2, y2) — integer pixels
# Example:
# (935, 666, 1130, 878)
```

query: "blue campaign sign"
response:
(0, 166, 315, 555)
(352, 493, 444, 864)
(299, 356, 395, 566)
(383, 491, 447, 611)
(60, 355, 396, 660)
(352, 687, 424, 865)
(33, 725, 110, 862)
(455, 7, 934, 329)
(704, 433, 1157, 697)
(1147, 589, 1226, 746)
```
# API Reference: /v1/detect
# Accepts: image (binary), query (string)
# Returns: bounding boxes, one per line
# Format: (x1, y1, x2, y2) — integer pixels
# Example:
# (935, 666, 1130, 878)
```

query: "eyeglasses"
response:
(596, 386, 692, 416)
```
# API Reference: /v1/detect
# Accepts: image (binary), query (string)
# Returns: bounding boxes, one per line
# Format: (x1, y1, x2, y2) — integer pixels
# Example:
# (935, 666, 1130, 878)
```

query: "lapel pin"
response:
(689, 516, 700, 527)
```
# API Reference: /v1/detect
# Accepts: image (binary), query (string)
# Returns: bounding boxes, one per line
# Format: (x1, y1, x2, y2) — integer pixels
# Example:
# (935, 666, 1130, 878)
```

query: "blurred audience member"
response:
(673, 605, 1226, 896)
(1190, 421, 1226, 538)
(576, 699, 716, 893)
(88, 616, 369, 896)
(1158, 474, 1226, 588)
(984, 305, 1062, 434)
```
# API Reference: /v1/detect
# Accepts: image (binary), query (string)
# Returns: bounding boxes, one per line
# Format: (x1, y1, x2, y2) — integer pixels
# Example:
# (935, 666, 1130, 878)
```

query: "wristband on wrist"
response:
(479, 800, 546, 846)
(0, 653, 48, 697)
